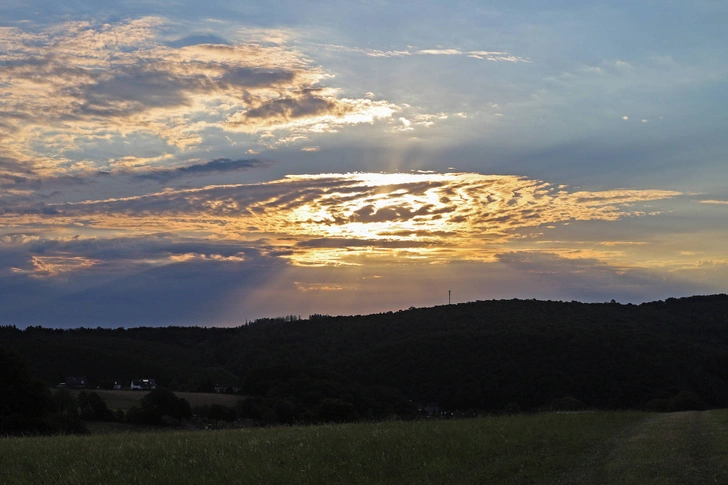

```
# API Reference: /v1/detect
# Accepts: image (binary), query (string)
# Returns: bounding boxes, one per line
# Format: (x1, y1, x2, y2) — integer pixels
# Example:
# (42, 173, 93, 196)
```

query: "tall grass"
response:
(0, 412, 645, 485)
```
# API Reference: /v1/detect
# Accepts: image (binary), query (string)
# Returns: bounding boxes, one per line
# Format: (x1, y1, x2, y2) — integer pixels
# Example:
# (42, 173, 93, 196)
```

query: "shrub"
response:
(78, 391, 114, 421)
(644, 399, 670, 413)
(504, 402, 522, 414)
(307, 398, 359, 423)
(667, 391, 705, 412)
(549, 396, 586, 412)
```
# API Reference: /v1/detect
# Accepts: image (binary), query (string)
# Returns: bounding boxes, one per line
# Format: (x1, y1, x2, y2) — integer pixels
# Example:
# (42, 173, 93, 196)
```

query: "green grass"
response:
(64, 389, 242, 410)
(1, 411, 647, 485)
(4, 410, 728, 484)
(572, 410, 728, 484)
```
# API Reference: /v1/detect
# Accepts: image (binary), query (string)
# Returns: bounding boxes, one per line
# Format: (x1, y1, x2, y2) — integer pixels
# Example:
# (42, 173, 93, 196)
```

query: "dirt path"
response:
(556, 410, 728, 485)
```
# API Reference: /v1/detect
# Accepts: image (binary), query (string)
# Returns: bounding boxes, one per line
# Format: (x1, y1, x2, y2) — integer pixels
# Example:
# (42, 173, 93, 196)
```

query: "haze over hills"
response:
(2, 295, 728, 419)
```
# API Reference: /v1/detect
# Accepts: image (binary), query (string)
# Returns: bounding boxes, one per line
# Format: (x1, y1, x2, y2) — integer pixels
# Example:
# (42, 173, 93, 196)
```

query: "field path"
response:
(557, 410, 728, 485)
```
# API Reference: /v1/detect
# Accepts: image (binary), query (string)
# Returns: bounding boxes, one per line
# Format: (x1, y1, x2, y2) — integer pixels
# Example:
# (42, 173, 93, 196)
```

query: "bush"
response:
(127, 389, 192, 425)
(667, 391, 705, 412)
(504, 402, 522, 414)
(307, 398, 359, 423)
(51, 389, 77, 415)
(126, 406, 159, 425)
(644, 399, 670, 413)
(44, 413, 89, 435)
(208, 404, 232, 424)
(549, 397, 586, 412)
(114, 409, 125, 422)
(78, 391, 114, 421)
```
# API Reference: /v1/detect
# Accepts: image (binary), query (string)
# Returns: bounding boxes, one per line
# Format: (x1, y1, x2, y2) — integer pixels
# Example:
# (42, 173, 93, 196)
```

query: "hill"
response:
(2, 295, 728, 416)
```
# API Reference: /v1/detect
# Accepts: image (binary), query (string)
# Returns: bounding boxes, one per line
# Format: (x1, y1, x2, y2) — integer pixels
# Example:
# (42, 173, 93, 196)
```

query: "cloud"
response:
(0, 243, 287, 327)
(319, 44, 530, 62)
(225, 89, 396, 133)
(0, 18, 398, 179)
(296, 237, 442, 249)
(133, 158, 270, 183)
(168, 34, 231, 48)
(294, 282, 349, 292)
(12, 255, 97, 279)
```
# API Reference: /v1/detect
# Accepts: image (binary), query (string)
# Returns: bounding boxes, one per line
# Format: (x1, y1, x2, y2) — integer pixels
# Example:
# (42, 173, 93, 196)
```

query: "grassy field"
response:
(64, 389, 242, 410)
(2, 410, 728, 485)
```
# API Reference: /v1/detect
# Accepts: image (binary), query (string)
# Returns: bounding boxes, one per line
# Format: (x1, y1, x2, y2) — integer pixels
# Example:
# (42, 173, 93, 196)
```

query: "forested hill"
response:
(2, 295, 728, 413)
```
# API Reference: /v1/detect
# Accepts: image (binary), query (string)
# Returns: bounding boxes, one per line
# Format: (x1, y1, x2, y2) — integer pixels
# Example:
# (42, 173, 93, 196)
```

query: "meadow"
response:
(3, 410, 728, 484)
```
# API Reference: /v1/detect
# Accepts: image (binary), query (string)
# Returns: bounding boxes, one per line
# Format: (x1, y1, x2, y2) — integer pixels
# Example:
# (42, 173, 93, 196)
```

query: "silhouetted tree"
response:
(78, 391, 113, 421)
(0, 347, 52, 435)
(131, 388, 192, 425)
(667, 391, 705, 412)
(207, 404, 229, 426)
(1, 347, 86, 435)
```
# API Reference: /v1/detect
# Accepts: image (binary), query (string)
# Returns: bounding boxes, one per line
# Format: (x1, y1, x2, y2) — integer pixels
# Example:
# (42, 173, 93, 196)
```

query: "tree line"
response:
(3, 294, 728, 432)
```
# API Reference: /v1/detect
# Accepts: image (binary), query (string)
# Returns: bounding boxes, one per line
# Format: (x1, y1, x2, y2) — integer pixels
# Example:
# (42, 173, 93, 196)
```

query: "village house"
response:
(64, 376, 88, 388)
(130, 378, 157, 390)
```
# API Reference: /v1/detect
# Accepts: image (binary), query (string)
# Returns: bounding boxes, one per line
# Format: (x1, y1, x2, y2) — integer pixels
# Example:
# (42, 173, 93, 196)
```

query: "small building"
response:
(65, 376, 88, 388)
(130, 378, 157, 390)
(418, 402, 441, 417)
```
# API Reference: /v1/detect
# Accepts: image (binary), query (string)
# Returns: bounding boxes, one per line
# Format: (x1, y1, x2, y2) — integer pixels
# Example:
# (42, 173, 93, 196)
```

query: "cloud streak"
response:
(318, 44, 531, 62)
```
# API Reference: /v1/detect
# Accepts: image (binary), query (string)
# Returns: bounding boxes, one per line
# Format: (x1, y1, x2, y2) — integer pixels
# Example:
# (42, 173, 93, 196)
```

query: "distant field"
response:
(4, 410, 727, 485)
(64, 389, 242, 410)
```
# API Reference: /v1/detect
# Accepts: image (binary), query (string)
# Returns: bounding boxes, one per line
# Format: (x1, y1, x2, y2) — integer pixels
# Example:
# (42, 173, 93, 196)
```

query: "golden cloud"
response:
(11, 255, 97, 278)
(3, 172, 681, 270)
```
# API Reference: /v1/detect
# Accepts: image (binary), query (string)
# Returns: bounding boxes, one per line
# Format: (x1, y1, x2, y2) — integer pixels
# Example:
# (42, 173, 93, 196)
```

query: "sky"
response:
(1, 0, 727, 327)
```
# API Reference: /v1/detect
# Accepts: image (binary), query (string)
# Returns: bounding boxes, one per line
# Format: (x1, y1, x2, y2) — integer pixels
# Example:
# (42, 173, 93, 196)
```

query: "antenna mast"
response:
(448, 290, 451, 305)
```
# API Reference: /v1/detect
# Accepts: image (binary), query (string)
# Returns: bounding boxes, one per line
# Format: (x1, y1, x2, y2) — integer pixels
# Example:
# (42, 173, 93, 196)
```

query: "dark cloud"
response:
(73, 65, 212, 117)
(0, 156, 33, 177)
(4, 235, 252, 261)
(133, 158, 270, 183)
(0, 234, 289, 326)
(220, 67, 297, 88)
(0, 251, 287, 327)
(237, 90, 350, 123)
(349, 202, 452, 223)
(72, 64, 301, 119)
